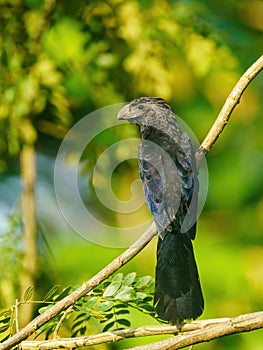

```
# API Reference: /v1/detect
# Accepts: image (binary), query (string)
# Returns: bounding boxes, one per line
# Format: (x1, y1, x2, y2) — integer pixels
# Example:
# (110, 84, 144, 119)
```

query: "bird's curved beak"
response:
(117, 104, 130, 120)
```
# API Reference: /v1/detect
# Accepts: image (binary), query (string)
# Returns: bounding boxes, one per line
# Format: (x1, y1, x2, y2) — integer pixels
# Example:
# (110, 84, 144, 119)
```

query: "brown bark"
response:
(19, 144, 38, 326)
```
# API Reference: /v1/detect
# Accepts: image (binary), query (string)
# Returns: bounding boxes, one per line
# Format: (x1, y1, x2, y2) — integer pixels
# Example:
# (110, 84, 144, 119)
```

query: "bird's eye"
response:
(137, 105, 144, 110)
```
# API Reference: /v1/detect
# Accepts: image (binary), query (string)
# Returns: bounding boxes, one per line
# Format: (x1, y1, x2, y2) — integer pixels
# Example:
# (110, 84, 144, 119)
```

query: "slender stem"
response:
(196, 54, 263, 160)
(20, 144, 37, 326)
(53, 306, 73, 339)
(15, 299, 19, 334)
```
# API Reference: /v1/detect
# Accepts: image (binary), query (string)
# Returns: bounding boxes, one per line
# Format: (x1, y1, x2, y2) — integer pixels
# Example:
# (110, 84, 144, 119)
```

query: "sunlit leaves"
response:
(186, 34, 216, 77)
(42, 18, 88, 66)
(123, 271, 137, 286)
(117, 1, 142, 43)
(31, 58, 62, 88)
(1, 0, 261, 169)
(43, 285, 62, 301)
(0, 308, 12, 342)
(0, 0, 73, 166)
(19, 272, 153, 339)
(23, 10, 43, 39)
(76, 272, 155, 333)
(115, 286, 137, 301)
(103, 281, 122, 297)
(23, 285, 34, 301)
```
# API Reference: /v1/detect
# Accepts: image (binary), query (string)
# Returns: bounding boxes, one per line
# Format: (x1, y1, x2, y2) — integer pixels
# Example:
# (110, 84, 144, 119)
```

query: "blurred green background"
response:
(0, 0, 263, 348)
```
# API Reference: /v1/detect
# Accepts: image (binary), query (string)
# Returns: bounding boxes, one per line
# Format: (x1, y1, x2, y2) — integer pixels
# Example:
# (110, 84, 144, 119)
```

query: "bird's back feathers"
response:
(117, 97, 204, 323)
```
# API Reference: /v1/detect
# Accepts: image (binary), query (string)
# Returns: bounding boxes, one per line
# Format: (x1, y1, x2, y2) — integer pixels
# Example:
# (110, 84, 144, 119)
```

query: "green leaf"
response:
(0, 325, 9, 333)
(35, 321, 54, 338)
(84, 296, 99, 309)
(72, 326, 86, 337)
(103, 281, 121, 297)
(54, 286, 72, 301)
(23, 286, 34, 301)
(71, 318, 89, 334)
(0, 317, 10, 325)
(95, 301, 114, 313)
(143, 296, 153, 302)
(0, 309, 11, 319)
(72, 319, 85, 330)
(138, 303, 155, 313)
(117, 318, 131, 327)
(114, 286, 136, 301)
(43, 285, 61, 301)
(0, 333, 11, 342)
(75, 307, 95, 317)
(38, 305, 52, 314)
(136, 292, 148, 300)
(112, 273, 123, 283)
(114, 303, 128, 309)
(123, 272, 137, 286)
(135, 276, 152, 288)
(116, 309, 129, 315)
(45, 324, 55, 340)
(102, 321, 115, 332)
(73, 312, 90, 322)
(100, 312, 114, 322)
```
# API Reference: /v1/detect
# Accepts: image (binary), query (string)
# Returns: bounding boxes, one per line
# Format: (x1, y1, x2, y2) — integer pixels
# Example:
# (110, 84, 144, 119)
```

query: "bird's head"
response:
(117, 97, 172, 127)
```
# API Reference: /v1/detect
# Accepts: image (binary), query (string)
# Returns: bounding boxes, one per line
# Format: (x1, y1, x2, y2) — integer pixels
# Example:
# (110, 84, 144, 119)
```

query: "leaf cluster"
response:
(0, 272, 155, 341)
(38, 272, 154, 338)
(0, 309, 12, 342)
(72, 272, 155, 336)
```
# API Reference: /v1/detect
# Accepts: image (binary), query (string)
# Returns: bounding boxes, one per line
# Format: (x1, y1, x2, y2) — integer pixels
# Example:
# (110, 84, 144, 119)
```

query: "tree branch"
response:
(126, 312, 263, 350)
(20, 312, 263, 349)
(196, 54, 263, 160)
(1, 55, 262, 350)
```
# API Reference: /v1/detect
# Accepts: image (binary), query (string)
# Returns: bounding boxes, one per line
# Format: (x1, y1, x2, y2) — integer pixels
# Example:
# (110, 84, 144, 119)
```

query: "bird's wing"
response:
(175, 133, 199, 239)
(139, 130, 198, 240)
(139, 140, 181, 238)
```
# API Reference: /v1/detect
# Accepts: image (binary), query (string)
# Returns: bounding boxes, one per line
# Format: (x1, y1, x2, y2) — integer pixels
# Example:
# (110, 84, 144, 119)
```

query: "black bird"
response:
(117, 97, 204, 324)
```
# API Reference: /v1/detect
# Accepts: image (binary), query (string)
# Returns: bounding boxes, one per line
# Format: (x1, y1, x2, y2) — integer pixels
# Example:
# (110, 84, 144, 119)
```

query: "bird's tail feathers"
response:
(154, 230, 204, 324)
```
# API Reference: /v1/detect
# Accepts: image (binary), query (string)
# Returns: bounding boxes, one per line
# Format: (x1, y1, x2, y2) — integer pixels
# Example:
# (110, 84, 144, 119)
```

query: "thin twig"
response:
(53, 306, 73, 339)
(14, 300, 19, 334)
(196, 54, 263, 160)
(1, 55, 263, 350)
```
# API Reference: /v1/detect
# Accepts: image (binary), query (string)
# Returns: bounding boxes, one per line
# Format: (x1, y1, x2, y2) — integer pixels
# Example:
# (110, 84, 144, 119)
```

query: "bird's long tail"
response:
(154, 229, 204, 324)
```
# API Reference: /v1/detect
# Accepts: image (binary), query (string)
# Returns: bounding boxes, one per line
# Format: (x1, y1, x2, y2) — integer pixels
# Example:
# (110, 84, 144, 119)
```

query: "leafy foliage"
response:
(0, 309, 12, 342)
(0, 273, 154, 341)
(39, 272, 154, 338)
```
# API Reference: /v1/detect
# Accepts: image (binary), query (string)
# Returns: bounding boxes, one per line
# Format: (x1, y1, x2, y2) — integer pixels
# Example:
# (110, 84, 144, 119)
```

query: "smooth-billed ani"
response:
(117, 97, 204, 324)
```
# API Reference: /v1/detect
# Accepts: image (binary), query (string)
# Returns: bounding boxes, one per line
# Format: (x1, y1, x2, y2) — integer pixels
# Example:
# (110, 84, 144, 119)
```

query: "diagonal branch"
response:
(1, 55, 262, 350)
(196, 54, 263, 160)
(126, 312, 263, 350)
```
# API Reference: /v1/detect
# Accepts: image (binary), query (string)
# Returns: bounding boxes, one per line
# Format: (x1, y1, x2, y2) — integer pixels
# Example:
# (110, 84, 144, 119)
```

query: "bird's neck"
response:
(139, 125, 164, 141)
